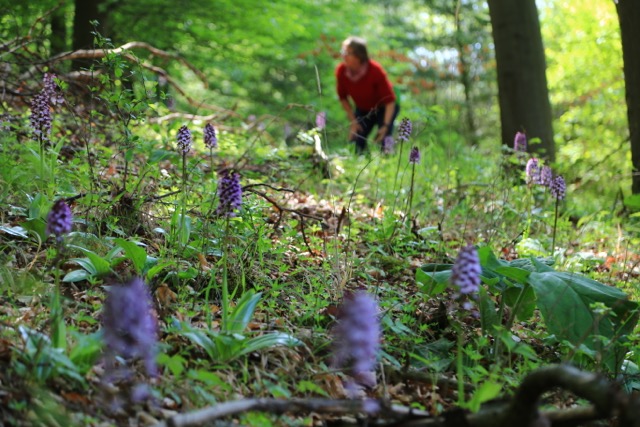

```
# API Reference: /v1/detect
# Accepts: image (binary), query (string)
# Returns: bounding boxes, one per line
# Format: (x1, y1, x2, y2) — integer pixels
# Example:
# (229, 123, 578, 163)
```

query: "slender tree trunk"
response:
(72, 0, 106, 70)
(455, 15, 478, 147)
(487, 0, 555, 161)
(50, 6, 67, 56)
(615, 0, 640, 194)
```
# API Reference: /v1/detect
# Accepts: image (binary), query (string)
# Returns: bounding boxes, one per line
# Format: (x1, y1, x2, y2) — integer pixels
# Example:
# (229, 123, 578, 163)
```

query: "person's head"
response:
(341, 36, 369, 64)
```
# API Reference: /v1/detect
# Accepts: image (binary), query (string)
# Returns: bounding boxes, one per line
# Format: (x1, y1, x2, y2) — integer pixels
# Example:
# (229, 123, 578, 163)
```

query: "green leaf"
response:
(416, 264, 452, 296)
(21, 218, 47, 242)
(238, 332, 301, 356)
(69, 331, 102, 373)
(114, 238, 147, 273)
(62, 269, 91, 283)
(225, 291, 262, 334)
(296, 380, 329, 397)
(528, 270, 639, 371)
(67, 245, 112, 276)
(503, 284, 536, 321)
(467, 381, 502, 412)
(0, 225, 29, 238)
(180, 327, 217, 359)
(478, 287, 500, 334)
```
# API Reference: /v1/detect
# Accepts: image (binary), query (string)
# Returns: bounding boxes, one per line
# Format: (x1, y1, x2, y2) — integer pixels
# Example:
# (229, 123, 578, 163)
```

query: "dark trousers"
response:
(351, 103, 400, 154)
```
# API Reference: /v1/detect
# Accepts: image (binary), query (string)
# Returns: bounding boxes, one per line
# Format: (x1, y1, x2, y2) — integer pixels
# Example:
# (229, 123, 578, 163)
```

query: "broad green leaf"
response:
(468, 381, 502, 412)
(237, 332, 301, 356)
(494, 266, 530, 284)
(62, 269, 91, 283)
(69, 331, 102, 373)
(21, 218, 47, 242)
(68, 258, 98, 276)
(114, 238, 147, 273)
(297, 380, 329, 397)
(181, 328, 217, 360)
(0, 225, 28, 238)
(67, 245, 112, 276)
(528, 271, 638, 371)
(416, 264, 452, 296)
(503, 284, 536, 321)
(478, 287, 500, 333)
(225, 291, 262, 334)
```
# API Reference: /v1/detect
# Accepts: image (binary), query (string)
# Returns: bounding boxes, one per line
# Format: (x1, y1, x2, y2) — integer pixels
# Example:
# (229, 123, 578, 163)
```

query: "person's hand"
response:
(375, 125, 389, 143)
(349, 121, 362, 140)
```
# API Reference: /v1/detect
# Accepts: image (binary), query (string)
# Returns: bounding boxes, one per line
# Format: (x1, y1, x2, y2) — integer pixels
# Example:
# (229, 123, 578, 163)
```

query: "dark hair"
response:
(343, 36, 369, 62)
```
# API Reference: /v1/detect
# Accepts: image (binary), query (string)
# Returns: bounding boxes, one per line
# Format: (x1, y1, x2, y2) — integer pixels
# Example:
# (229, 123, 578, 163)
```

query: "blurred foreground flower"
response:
(382, 135, 395, 154)
(102, 277, 158, 379)
(316, 111, 326, 130)
(331, 291, 380, 393)
(397, 117, 412, 142)
(409, 146, 421, 164)
(514, 132, 527, 152)
(30, 73, 62, 143)
(550, 175, 566, 200)
(216, 171, 243, 217)
(204, 123, 218, 149)
(177, 125, 192, 153)
(540, 165, 553, 187)
(46, 199, 72, 241)
(450, 245, 481, 309)
(30, 92, 52, 143)
(525, 158, 541, 184)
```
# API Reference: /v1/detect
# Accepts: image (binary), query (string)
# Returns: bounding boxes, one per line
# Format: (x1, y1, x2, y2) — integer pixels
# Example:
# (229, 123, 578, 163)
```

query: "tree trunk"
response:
(50, 6, 67, 56)
(455, 20, 479, 147)
(71, 0, 106, 70)
(487, 0, 555, 161)
(616, 0, 640, 195)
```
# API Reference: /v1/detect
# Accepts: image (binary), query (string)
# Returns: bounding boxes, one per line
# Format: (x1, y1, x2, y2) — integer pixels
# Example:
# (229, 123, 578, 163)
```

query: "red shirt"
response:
(336, 60, 396, 111)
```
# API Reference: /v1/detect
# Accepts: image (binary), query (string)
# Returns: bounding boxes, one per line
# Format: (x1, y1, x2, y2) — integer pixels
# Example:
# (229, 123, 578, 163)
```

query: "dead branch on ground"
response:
(149, 364, 639, 427)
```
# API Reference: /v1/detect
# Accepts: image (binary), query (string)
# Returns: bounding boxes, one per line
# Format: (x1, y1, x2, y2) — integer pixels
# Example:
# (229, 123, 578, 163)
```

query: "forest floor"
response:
(1, 78, 640, 427)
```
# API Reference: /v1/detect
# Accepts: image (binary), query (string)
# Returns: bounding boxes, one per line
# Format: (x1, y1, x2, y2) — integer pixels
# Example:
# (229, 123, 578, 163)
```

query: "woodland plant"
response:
(29, 73, 62, 184)
(407, 146, 421, 221)
(101, 277, 158, 403)
(449, 245, 481, 405)
(46, 199, 73, 351)
(549, 174, 566, 251)
(330, 291, 381, 397)
(175, 125, 193, 251)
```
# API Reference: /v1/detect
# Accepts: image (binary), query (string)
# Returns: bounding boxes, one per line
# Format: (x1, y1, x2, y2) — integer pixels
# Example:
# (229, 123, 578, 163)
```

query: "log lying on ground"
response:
(151, 364, 639, 427)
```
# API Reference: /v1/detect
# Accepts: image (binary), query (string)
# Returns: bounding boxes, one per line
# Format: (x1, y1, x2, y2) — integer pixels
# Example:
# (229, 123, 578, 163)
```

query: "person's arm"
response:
(340, 98, 356, 123)
(375, 101, 395, 142)
(340, 98, 362, 138)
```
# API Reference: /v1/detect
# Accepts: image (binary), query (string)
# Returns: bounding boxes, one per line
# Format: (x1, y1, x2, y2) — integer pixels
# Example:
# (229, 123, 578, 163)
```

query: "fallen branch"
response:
(149, 365, 638, 427)
(42, 41, 207, 86)
(152, 398, 426, 427)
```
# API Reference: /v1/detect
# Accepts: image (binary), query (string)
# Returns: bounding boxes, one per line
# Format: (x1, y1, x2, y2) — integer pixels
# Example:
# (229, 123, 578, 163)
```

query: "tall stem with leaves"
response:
(449, 245, 481, 407)
(549, 175, 566, 254)
(45, 200, 73, 350)
(176, 125, 193, 251)
(406, 146, 421, 222)
(212, 170, 243, 330)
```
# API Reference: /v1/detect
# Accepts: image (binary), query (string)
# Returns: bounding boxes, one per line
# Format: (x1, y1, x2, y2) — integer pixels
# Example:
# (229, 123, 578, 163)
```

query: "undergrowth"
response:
(0, 48, 639, 427)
